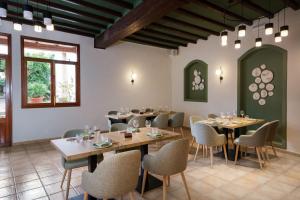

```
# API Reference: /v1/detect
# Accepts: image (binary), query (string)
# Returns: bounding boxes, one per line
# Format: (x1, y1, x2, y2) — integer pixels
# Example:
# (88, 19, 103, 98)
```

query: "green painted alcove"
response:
(238, 45, 287, 148)
(184, 60, 208, 102)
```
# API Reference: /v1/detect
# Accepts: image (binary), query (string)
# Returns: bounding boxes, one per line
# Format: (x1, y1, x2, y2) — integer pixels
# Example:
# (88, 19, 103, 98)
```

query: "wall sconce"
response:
(216, 67, 223, 83)
(131, 72, 136, 85)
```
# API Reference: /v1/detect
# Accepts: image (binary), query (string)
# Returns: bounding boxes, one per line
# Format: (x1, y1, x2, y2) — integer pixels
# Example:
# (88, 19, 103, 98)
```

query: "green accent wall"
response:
(184, 60, 208, 102)
(238, 45, 287, 148)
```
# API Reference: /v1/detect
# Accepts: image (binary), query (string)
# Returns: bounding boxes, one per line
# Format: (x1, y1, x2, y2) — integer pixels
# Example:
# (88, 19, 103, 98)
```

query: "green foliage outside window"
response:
(0, 59, 5, 97)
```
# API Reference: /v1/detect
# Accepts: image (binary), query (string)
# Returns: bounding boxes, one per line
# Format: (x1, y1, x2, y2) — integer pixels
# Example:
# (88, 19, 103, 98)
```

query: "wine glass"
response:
(145, 120, 151, 129)
(240, 110, 245, 118)
(133, 119, 139, 130)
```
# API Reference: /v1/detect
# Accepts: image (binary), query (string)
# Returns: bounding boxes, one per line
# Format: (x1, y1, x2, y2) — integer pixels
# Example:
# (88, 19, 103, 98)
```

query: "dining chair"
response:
(131, 109, 140, 114)
(110, 123, 128, 132)
(234, 122, 271, 169)
(208, 113, 218, 119)
(145, 108, 154, 112)
(152, 113, 169, 129)
(127, 116, 146, 128)
(191, 122, 228, 167)
(141, 139, 191, 200)
(107, 110, 122, 131)
(82, 150, 141, 200)
(168, 112, 185, 137)
(189, 115, 205, 152)
(61, 129, 103, 200)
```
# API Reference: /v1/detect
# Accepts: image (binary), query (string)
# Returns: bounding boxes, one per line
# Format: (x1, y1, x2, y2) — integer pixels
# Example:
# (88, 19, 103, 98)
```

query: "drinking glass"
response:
(240, 110, 245, 118)
(84, 125, 90, 134)
(145, 120, 151, 128)
(133, 119, 139, 129)
(220, 112, 225, 119)
(233, 110, 237, 117)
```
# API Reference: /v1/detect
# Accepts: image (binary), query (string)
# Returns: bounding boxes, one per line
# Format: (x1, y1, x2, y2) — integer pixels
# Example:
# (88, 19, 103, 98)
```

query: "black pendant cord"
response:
(257, 18, 260, 37)
(277, 12, 280, 32)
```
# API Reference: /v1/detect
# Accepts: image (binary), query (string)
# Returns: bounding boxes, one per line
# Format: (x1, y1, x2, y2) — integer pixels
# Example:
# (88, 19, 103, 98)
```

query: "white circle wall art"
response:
(266, 83, 274, 91)
(249, 83, 258, 92)
(248, 64, 275, 106)
(261, 70, 273, 83)
(259, 83, 265, 89)
(259, 99, 266, 105)
(253, 92, 260, 100)
(261, 90, 268, 98)
(252, 67, 262, 77)
(192, 69, 205, 91)
(255, 77, 262, 84)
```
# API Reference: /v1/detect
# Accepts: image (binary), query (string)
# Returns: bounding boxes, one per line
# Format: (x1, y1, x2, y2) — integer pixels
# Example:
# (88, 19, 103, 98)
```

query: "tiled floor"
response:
(1, 135, 300, 200)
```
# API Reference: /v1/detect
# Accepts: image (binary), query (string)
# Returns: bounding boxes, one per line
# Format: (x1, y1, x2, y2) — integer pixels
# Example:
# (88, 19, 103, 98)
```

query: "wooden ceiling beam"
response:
(162, 16, 220, 36)
(191, 0, 252, 25)
(280, 0, 300, 10)
(94, 0, 189, 49)
(65, 0, 123, 17)
(243, 0, 273, 17)
(102, 0, 133, 10)
(28, 0, 115, 24)
(124, 37, 178, 49)
(149, 23, 207, 40)
(176, 8, 235, 31)
(7, 1, 107, 29)
(140, 29, 197, 44)
(133, 32, 187, 46)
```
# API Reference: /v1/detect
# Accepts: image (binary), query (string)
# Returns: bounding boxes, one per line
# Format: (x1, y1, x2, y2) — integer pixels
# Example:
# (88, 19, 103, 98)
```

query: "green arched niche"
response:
(184, 60, 208, 102)
(238, 45, 287, 148)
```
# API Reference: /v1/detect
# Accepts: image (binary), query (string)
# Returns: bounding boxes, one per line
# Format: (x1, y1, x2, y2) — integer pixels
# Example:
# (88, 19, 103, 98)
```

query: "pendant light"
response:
(46, 24, 54, 31)
(14, 1, 22, 31)
(34, 1, 42, 33)
(220, 12, 228, 46)
(238, 25, 246, 37)
(0, 2, 7, 18)
(43, 1, 53, 26)
(235, 40, 241, 49)
(280, 8, 289, 37)
(255, 19, 262, 47)
(23, 0, 33, 20)
(265, 0, 273, 35)
(274, 13, 281, 43)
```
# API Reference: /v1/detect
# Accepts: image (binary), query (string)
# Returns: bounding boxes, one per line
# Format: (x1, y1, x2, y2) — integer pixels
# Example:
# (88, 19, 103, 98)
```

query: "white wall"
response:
(170, 8, 300, 154)
(0, 21, 172, 143)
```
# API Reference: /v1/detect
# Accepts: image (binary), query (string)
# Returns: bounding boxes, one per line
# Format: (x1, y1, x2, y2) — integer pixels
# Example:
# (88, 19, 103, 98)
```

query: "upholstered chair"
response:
(127, 116, 146, 128)
(110, 123, 128, 132)
(145, 108, 154, 112)
(168, 112, 185, 136)
(82, 150, 141, 200)
(131, 109, 140, 114)
(191, 122, 228, 167)
(152, 113, 169, 129)
(234, 122, 271, 169)
(141, 139, 191, 200)
(208, 113, 234, 144)
(107, 110, 122, 130)
(189, 115, 205, 152)
(61, 129, 103, 200)
(265, 120, 279, 158)
(208, 113, 218, 119)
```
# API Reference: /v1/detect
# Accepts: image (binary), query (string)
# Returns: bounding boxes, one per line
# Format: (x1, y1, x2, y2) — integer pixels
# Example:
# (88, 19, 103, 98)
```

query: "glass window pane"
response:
(55, 64, 76, 103)
(0, 59, 6, 117)
(0, 35, 8, 55)
(27, 61, 51, 104)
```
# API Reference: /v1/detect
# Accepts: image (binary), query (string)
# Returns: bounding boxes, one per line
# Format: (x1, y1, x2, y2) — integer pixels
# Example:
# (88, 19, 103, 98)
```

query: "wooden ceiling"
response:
(2, 0, 300, 49)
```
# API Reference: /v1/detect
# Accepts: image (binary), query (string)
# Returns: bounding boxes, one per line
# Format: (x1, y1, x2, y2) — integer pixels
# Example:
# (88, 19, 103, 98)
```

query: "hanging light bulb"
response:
(265, 22, 273, 35)
(255, 38, 262, 47)
(13, 22, 22, 31)
(46, 24, 54, 31)
(234, 40, 241, 49)
(221, 31, 228, 46)
(43, 12, 52, 25)
(34, 24, 42, 33)
(274, 32, 281, 43)
(0, 2, 7, 18)
(23, 4, 33, 20)
(238, 25, 246, 37)
(280, 8, 289, 37)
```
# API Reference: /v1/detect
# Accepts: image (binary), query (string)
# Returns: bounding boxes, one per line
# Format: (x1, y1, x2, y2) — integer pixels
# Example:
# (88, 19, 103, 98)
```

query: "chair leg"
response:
(129, 191, 135, 200)
(83, 192, 88, 200)
(167, 176, 170, 187)
(265, 147, 270, 161)
(234, 145, 240, 165)
(209, 146, 213, 168)
(180, 127, 184, 137)
(172, 128, 175, 132)
(65, 169, 72, 200)
(141, 170, 147, 196)
(271, 144, 277, 157)
(163, 176, 167, 200)
(223, 144, 228, 164)
(60, 169, 67, 188)
(202, 145, 205, 158)
(190, 137, 195, 151)
(194, 144, 200, 161)
(256, 147, 263, 169)
(180, 172, 191, 200)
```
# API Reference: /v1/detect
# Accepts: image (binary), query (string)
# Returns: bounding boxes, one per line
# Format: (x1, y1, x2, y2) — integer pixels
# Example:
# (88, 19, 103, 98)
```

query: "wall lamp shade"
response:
(234, 40, 241, 49)
(46, 24, 54, 31)
(265, 23, 273, 35)
(238, 25, 246, 37)
(280, 25, 289, 37)
(0, 2, 7, 18)
(23, 4, 33, 20)
(34, 24, 42, 33)
(221, 31, 228, 46)
(216, 67, 223, 83)
(13, 22, 22, 31)
(275, 32, 282, 43)
(43, 12, 52, 25)
(255, 38, 262, 47)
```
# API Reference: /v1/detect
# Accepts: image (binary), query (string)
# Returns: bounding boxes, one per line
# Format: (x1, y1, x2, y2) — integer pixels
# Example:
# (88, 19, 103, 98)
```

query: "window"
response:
(21, 36, 80, 108)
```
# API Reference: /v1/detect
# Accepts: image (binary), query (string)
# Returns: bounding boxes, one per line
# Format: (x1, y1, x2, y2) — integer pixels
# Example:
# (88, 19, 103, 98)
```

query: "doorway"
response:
(0, 33, 12, 146)
(238, 45, 287, 148)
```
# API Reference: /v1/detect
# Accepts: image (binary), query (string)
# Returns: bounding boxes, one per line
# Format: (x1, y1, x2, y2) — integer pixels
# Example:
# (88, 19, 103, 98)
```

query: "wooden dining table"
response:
(200, 117, 265, 160)
(51, 128, 181, 200)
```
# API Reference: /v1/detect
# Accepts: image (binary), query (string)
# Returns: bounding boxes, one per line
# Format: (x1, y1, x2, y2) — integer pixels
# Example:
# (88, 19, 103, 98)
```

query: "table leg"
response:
(136, 144, 163, 193)
(87, 155, 98, 200)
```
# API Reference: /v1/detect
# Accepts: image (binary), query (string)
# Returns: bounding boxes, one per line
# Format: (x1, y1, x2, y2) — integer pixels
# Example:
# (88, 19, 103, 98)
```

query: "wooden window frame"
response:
(21, 36, 81, 108)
